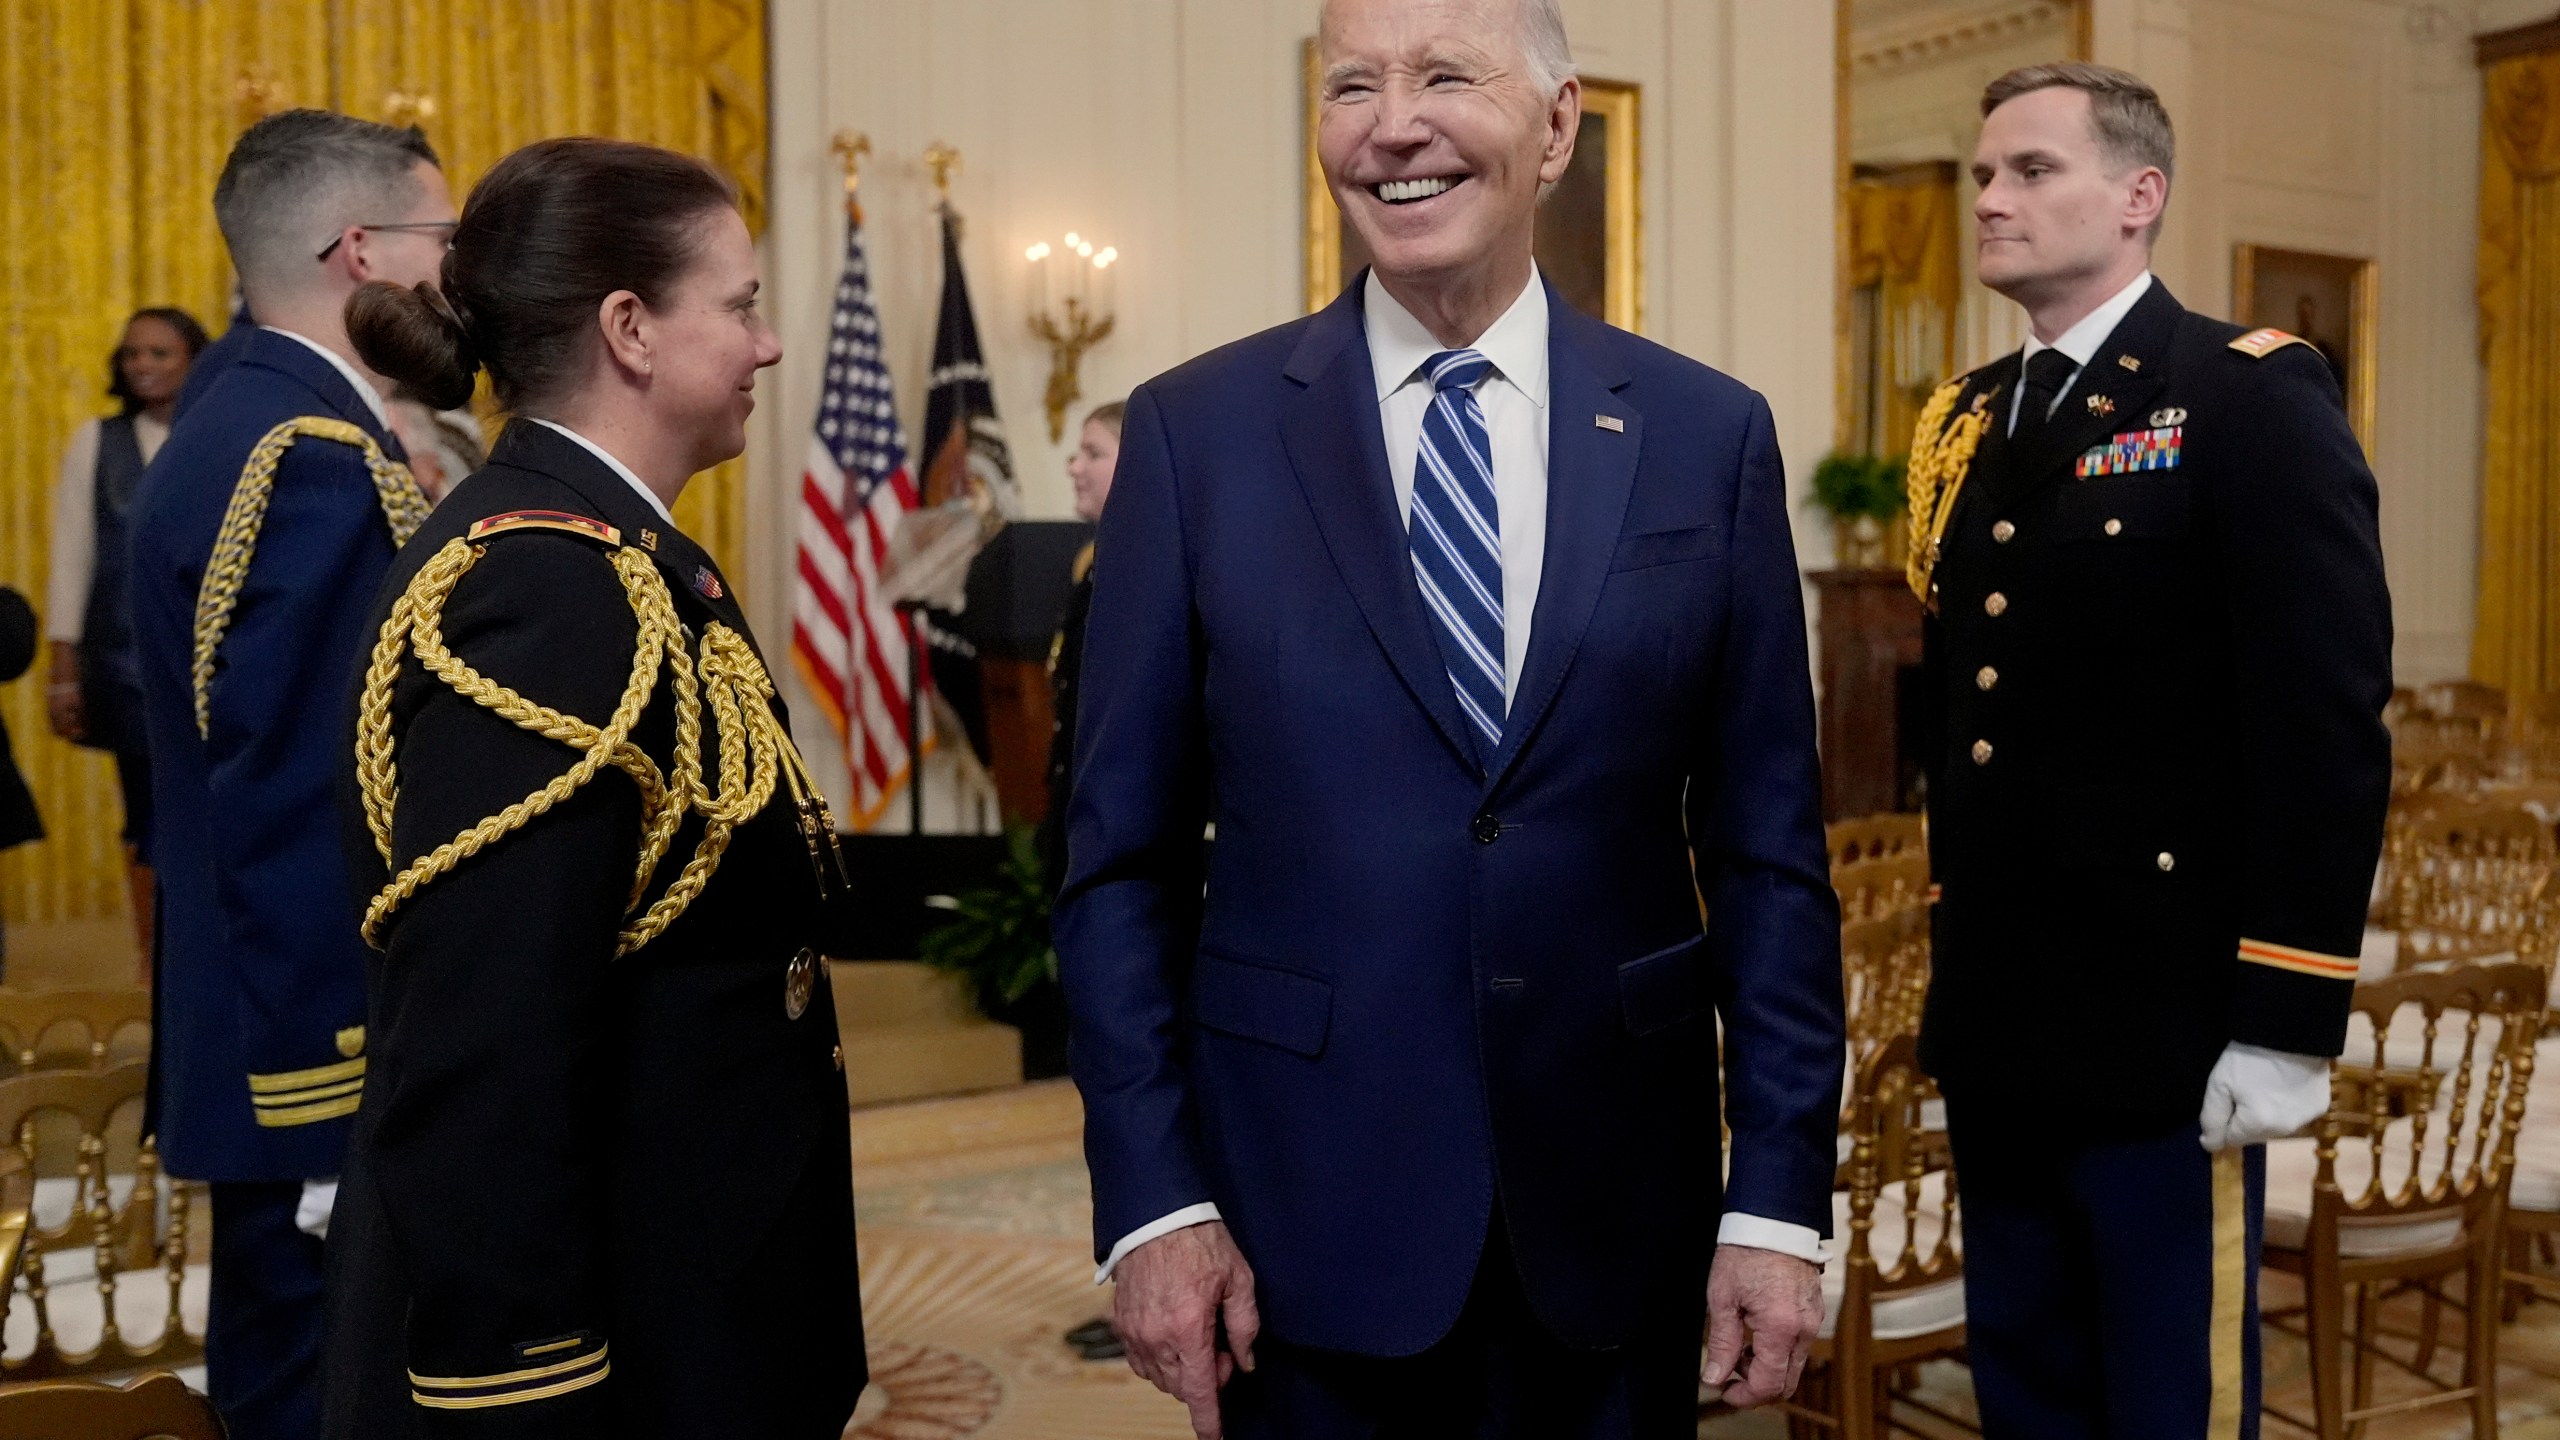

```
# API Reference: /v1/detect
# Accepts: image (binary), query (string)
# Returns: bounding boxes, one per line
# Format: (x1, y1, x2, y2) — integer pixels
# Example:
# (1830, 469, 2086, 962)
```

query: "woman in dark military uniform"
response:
(325, 138, 863, 1439)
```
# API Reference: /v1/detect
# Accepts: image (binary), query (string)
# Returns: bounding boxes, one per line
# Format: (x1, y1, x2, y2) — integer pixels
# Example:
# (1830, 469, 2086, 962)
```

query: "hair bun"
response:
(345, 279, 480, 411)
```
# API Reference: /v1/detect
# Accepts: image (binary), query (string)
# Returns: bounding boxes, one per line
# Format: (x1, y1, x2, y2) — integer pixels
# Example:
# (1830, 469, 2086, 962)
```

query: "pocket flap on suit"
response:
(1192, 951, 1333, 1058)
(1619, 933, 1707, 1035)
(1609, 524, 1726, 573)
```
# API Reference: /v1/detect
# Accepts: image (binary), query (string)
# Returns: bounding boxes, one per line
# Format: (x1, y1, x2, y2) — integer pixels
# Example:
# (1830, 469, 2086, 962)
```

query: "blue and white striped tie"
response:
(1408, 349, 1504, 756)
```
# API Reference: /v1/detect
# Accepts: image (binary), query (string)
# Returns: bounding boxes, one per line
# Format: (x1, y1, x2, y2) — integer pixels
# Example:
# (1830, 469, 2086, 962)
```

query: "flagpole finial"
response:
(924, 141, 962, 206)
(830, 130, 871, 219)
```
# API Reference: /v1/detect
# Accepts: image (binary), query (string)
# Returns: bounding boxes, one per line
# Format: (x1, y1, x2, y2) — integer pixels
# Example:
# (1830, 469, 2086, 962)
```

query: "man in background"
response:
(1908, 64, 2391, 1438)
(128, 110, 452, 1439)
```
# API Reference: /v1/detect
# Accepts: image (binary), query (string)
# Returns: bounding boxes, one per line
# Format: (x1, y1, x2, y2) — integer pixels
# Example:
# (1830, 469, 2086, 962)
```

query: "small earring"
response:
(642, 360, 652, 374)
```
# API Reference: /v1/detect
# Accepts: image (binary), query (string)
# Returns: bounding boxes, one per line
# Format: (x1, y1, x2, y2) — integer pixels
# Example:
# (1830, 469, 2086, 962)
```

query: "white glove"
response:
(296, 1179, 340, 1240)
(2198, 1043, 2331, 1151)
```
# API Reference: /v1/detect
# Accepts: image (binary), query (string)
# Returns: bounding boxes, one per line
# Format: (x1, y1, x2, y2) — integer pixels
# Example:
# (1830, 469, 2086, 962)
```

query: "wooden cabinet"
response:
(1810, 569, 1926, 821)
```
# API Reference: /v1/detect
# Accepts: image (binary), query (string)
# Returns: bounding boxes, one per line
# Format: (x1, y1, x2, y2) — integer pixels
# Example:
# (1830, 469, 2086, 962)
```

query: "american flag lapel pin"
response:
(1595, 414, 1624, 432)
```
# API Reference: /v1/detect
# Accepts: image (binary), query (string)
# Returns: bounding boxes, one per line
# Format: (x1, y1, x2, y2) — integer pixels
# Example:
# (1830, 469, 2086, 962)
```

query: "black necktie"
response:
(2015, 349, 2079, 439)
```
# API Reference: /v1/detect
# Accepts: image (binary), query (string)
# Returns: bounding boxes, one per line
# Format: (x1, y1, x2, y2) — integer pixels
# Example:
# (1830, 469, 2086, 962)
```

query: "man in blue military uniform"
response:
(129, 110, 454, 1440)
(1906, 64, 2392, 1439)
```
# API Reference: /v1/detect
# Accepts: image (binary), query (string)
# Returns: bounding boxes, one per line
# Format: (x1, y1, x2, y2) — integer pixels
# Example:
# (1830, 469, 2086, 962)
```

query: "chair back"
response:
(2311, 962, 2547, 1248)
(1835, 852, 1928, 926)
(0, 1370, 224, 1439)
(0, 1063, 202, 1380)
(2422, 679, 2511, 725)
(1827, 813, 1925, 875)
(1836, 1035, 1960, 1330)
(0, 990, 150, 1075)
(2378, 803, 2558, 967)
(1841, 905, 1929, 1082)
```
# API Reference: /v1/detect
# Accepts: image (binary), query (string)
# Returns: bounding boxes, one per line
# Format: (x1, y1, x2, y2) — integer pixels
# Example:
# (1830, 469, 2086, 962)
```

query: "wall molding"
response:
(1851, 1, 2072, 76)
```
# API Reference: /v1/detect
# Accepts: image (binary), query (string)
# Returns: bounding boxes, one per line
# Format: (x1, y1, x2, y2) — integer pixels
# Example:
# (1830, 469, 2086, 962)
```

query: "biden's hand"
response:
(1113, 1219, 1259, 1440)
(2200, 1041, 2332, 1151)
(1702, 1243, 1823, 1409)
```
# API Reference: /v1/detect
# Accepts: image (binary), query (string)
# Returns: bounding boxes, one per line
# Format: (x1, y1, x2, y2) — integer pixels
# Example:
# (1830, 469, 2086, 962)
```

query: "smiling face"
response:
(1972, 86, 2164, 314)
(1067, 416, 1120, 522)
(643, 207, 780, 476)
(116, 315, 193, 410)
(1317, 0, 1578, 301)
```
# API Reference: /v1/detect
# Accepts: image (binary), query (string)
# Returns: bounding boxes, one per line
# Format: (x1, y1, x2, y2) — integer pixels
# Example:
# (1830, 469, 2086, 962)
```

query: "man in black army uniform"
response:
(1904, 63, 2392, 1439)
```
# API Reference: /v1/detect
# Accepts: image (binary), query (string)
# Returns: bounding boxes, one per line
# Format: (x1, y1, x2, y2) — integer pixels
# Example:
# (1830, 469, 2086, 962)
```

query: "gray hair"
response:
(1319, 0, 1576, 95)
(1516, 0, 1576, 95)
(213, 109, 440, 295)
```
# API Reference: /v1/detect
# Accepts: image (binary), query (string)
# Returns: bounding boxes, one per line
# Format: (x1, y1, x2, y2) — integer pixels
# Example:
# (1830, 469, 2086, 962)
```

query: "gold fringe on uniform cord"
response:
(1903, 378, 1996, 608)
(355, 535, 829, 956)
(192, 417, 434, 737)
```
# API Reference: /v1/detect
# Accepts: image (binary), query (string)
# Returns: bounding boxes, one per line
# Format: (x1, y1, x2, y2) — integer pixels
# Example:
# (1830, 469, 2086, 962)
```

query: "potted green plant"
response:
(920, 824, 1071, 1079)
(1810, 451, 1910, 570)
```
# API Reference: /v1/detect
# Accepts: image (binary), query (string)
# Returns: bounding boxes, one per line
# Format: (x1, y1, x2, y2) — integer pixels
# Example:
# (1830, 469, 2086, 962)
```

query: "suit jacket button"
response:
(1976, 666, 1999, 691)
(2156, 852, 2176, 872)
(1992, 520, 2016, 543)
(1971, 740, 1994, 765)
(2105, 518, 2124, 537)
(1473, 815, 1502, 844)
(786, 948, 817, 1020)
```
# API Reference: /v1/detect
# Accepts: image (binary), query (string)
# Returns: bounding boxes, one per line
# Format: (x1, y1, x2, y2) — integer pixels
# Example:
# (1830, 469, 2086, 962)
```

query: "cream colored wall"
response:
(2090, 0, 2501, 684)
(752, 0, 1840, 819)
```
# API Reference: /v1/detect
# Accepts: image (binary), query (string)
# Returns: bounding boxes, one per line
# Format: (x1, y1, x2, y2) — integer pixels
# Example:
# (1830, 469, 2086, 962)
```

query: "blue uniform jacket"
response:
(132, 328, 407, 1182)
(1057, 277, 1846, 1357)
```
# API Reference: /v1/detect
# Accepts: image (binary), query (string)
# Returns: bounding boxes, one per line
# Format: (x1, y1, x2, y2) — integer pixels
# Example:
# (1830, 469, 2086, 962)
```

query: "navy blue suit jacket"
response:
(131, 329, 404, 1182)
(1058, 278, 1844, 1357)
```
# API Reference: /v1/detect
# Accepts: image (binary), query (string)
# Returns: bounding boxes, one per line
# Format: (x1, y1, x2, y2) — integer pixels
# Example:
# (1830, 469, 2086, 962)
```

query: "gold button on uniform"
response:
(1972, 740, 1994, 765)
(1976, 666, 1999, 691)
(1992, 521, 2016, 543)
(1985, 592, 2009, 617)
(2105, 518, 2124, 537)
(785, 947, 818, 1020)
(2156, 852, 2177, 872)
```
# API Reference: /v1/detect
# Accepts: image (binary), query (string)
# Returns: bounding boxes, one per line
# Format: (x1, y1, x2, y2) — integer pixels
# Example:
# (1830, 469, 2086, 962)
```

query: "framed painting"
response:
(1302, 41, 1642, 330)
(2232, 243, 2376, 449)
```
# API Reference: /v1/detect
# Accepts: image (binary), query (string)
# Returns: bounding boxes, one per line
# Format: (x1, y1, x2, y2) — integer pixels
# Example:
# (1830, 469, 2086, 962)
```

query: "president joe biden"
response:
(1058, 2, 1848, 1434)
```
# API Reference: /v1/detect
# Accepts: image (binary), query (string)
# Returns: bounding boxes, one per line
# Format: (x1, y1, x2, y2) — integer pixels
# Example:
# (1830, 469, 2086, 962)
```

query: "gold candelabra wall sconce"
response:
(1027, 232, 1117, 444)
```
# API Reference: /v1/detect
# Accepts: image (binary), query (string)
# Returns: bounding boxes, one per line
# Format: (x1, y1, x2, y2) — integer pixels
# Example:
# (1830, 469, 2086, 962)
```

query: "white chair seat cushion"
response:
(1822, 1176, 1964, 1342)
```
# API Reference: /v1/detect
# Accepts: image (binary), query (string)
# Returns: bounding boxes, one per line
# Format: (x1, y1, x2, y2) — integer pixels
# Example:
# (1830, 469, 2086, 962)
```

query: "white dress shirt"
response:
(263, 325, 392, 431)
(2006, 271, 2152, 436)
(1096, 268, 1824, 1282)
(526, 417, 676, 524)
(46, 414, 169, 643)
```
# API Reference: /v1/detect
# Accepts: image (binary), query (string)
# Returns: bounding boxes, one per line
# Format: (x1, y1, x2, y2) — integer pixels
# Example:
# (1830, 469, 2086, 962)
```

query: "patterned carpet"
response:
(845, 1082, 1191, 1439)
(852, 1082, 2560, 1440)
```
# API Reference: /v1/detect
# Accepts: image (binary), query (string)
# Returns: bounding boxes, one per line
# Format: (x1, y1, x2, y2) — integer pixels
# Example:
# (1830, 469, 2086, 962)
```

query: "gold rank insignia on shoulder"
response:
(466, 510, 623, 546)
(2229, 327, 2311, 359)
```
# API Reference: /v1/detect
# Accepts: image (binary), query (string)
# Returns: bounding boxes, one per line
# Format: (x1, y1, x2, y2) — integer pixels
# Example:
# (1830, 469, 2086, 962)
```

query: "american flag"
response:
(793, 205, 926, 828)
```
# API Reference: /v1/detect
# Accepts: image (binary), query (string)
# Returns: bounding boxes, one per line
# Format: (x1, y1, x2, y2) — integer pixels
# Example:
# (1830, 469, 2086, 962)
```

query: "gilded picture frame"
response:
(1302, 40, 1643, 330)
(2231, 243, 2377, 451)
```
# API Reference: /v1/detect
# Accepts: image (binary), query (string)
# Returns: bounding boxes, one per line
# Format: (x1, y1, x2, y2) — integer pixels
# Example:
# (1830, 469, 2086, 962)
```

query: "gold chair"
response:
(0, 1062, 203, 1380)
(1841, 906, 1930, 1090)
(1835, 852, 1929, 927)
(2420, 680, 2510, 727)
(1827, 814, 1926, 875)
(1772, 1035, 1968, 1440)
(2374, 803, 2556, 968)
(2260, 962, 2547, 1440)
(0, 1370, 224, 1439)
(0, 990, 151, 1076)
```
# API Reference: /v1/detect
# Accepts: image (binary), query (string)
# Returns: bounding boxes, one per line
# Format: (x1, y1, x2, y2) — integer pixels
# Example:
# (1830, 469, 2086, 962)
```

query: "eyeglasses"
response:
(316, 220, 459, 262)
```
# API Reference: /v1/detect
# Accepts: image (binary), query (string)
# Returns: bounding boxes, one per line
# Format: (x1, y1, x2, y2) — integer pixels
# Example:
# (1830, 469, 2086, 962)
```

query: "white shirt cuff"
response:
(1096, 1202, 1222, 1285)
(1717, 1211, 1826, 1264)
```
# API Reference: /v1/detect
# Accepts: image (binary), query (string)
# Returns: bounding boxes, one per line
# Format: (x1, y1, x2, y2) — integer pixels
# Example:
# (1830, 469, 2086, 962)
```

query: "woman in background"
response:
(46, 306, 206, 963)
(1038, 399, 1121, 897)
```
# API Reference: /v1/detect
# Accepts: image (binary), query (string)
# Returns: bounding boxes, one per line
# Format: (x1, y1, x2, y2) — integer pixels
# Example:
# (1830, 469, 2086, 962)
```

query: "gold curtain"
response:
(0, 0, 765, 925)
(2478, 44, 2560, 695)
(1845, 164, 1962, 458)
